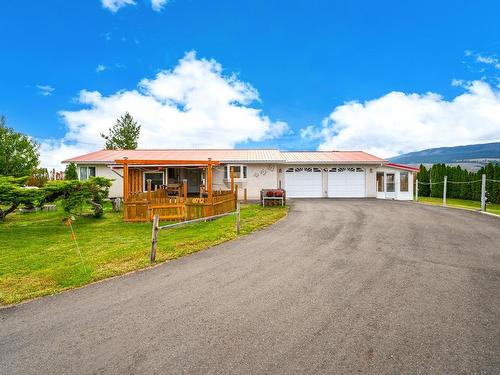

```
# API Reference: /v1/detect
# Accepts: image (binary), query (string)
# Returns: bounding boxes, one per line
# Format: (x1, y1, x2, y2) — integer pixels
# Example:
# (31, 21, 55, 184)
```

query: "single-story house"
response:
(63, 149, 419, 201)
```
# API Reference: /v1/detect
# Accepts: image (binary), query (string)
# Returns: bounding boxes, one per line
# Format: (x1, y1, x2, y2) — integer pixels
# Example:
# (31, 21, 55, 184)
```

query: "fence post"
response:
(415, 179, 418, 201)
(150, 214, 159, 263)
(481, 174, 486, 212)
(244, 188, 247, 203)
(236, 201, 240, 235)
(443, 176, 447, 207)
(234, 184, 239, 209)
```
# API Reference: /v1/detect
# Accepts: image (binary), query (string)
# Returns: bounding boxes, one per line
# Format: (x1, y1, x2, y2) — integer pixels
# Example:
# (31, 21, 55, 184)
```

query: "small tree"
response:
(101, 112, 141, 150)
(64, 163, 78, 180)
(0, 177, 42, 221)
(0, 116, 40, 177)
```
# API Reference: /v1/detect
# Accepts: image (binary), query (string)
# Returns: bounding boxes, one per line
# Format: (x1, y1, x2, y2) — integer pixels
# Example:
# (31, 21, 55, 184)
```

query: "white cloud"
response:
(101, 0, 136, 13)
(37, 85, 55, 96)
(41, 51, 287, 169)
(302, 80, 500, 158)
(101, 0, 168, 12)
(451, 78, 464, 87)
(96, 64, 106, 73)
(151, 0, 168, 11)
(472, 53, 500, 70)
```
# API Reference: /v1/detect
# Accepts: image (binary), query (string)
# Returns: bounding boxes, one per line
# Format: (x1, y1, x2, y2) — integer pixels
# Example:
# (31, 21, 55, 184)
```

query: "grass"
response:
(0, 203, 288, 305)
(416, 196, 500, 215)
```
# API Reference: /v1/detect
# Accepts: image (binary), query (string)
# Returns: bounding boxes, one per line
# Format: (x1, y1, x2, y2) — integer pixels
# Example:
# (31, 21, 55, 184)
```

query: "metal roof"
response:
(281, 151, 386, 164)
(63, 149, 286, 164)
(63, 149, 388, 165)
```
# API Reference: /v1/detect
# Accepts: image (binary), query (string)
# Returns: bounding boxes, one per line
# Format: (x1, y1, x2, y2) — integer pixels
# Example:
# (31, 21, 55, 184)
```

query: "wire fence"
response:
(415, 174, 499, 212)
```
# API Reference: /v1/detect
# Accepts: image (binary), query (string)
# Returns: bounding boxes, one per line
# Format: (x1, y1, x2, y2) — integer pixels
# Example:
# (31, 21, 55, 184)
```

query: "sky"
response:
(1, 0, 500, 169)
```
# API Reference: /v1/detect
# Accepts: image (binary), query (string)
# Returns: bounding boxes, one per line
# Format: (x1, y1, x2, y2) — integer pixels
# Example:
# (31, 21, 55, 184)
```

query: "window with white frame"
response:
(79, 166, 96, 180)
(144, 172, 164, 191)
(224, 165, 247, 179)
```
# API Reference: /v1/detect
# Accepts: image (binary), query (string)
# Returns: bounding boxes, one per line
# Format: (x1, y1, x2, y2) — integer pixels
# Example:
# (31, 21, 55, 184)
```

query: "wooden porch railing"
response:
(123, 188, 237, 222)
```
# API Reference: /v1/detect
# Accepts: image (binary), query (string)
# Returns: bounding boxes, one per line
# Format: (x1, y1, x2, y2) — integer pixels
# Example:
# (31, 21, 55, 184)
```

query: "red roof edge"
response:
(385, 162, 420, 172)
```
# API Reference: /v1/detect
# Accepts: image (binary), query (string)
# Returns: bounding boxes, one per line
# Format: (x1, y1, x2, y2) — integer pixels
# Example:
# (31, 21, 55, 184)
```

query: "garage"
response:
(327, 167, 366, 198)
(284, 167, 323, 198)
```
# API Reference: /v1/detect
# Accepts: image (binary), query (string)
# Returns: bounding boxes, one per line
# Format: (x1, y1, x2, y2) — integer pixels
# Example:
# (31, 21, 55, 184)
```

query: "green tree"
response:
(64, 162, 78, 180)
(0, 176, 42, 221)
(417, 164, 430, 197)
(43, 177, 112, 218)
(0, 116, 40, 177)
(100, 112, 141, 150)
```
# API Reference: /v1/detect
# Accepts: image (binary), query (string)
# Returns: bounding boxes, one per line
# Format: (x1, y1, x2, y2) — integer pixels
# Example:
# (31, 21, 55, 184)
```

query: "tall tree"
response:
(100, 112, 141, 150)
(64, 162, 78, 180)
(0, 116, 40, 177)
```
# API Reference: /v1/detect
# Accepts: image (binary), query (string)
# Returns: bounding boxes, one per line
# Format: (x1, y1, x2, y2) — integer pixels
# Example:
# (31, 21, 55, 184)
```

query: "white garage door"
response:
(327, 167, 366, 198)
(285, 167, 323, 198)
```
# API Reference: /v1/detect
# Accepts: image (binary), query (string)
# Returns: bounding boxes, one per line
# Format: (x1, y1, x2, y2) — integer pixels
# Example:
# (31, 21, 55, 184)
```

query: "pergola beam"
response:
(115, 159, 220, 166)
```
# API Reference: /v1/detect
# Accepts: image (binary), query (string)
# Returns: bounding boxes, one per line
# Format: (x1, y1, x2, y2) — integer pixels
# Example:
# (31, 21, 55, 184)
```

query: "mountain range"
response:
(390, 142, 500, 165)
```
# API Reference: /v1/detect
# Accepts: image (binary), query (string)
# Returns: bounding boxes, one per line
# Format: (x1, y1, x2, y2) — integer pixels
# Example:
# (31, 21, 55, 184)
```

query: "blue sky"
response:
(1, 0, 500, 168)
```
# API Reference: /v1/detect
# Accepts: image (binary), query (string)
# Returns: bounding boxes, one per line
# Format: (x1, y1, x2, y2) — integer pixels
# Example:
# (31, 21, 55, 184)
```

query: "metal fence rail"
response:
(150, 202, 241, 263)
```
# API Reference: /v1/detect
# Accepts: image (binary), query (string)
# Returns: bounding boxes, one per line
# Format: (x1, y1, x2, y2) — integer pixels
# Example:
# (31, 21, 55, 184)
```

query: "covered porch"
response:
(117, 158, 237, 222)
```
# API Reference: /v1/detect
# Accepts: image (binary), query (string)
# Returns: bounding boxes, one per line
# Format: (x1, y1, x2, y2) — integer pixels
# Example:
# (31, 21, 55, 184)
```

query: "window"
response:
(144, 172, 164, 191)
(400, 172, 409, 192)
(79, 166, 96, 180)
(225, 165, 247, 179)
(376, 172, 384, 192)
(386, 173, 395, 192)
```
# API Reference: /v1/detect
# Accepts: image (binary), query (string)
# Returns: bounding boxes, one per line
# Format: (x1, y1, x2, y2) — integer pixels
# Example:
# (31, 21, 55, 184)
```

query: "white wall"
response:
(212, 164, 279, 200)
(76, 164, 123, 198)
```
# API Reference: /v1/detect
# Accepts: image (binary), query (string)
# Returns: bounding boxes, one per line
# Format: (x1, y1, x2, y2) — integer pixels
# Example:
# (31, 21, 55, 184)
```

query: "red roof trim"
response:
(385, 162, 420, 172)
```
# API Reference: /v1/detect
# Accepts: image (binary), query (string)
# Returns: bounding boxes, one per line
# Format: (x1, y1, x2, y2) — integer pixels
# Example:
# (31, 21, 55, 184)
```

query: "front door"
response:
(187, 169, 202, 194)
(385, 173, 396, 198)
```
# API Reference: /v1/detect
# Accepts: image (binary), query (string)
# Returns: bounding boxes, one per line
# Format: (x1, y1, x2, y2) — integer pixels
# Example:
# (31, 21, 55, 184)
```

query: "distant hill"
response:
(390, 142, 500, 165)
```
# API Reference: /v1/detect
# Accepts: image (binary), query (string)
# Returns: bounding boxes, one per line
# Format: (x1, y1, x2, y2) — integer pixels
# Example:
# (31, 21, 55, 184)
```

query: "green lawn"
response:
(416, 196, 500, 215)
(0, 203, 288, 305)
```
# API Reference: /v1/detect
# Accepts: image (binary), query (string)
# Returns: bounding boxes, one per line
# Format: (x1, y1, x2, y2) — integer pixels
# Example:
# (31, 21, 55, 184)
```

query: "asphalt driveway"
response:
(1, 199, 499, 374)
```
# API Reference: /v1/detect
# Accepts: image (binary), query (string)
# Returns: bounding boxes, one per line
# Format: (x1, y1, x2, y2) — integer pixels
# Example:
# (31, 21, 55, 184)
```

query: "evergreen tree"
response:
(417, 164, 430, 197)
(100, 112, 141, 150)
(64, 162, 78, 180)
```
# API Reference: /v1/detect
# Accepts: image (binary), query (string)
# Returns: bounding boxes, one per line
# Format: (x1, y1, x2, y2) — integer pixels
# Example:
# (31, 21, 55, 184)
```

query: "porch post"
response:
(207, 159, 213, 216)
(146, 179, 152, 202)
(183, 179, 188, 200)
(123, 162, 129, 202)
(230, 167, 235, 193)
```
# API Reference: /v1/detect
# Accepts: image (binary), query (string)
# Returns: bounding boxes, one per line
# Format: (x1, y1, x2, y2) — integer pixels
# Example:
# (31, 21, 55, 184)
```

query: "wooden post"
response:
(443, 176, 447, 207)
(147, 179, 152, 201)
(481, 174, 486, 212)
(236, 201, 241, 235)
(415, 179, 419, 202)
(183, 179, 188, 201)
(123, 162, 129, 202)
(234, 184, 239, 209)
(244, 188, 247, 203)
(230, 167, 235, 193)
(207, 159, 213, 216)
(150, 214, 159, 263)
